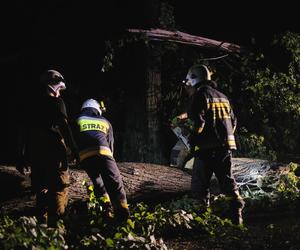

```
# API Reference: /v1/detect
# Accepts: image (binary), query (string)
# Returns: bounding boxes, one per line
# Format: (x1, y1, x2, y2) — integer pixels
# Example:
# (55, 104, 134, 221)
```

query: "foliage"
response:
(235, 32, 300, 159)
(0, 216, 68, 250)
(79, 192, 243, 250)
(2, 168, 300, 249)
(78, 186, 240, 249)
(236, 127, 277, 161)
(240, 162, 300, 213)
(0, 185, 245, 250)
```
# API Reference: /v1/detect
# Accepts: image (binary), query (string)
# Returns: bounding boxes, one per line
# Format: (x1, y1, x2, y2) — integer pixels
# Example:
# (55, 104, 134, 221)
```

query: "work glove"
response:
(74, 150, 80, 165)
(169, 117, 178, 128)
(68, 147, 80, 167)
(16, 158, 30, 175)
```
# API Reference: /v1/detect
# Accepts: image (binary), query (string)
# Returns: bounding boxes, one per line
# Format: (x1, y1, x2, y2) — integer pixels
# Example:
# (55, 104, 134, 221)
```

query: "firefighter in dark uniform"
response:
(16, 69, 79, 227)
(183, 64, 245, 225)
(77, 99, 130, 222)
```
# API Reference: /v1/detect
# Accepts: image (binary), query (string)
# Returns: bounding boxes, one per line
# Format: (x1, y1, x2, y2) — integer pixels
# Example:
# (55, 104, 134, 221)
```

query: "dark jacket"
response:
(189, 81, 237, 151)
(77, 108, 114, 160)
(18, 95, 77, 164)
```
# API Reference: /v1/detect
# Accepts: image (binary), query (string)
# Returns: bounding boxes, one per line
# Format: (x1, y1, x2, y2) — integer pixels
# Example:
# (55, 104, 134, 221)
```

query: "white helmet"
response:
(183, 65, 211, 87)
(81, 99, 102, 115)
(40, 69, 66, 97)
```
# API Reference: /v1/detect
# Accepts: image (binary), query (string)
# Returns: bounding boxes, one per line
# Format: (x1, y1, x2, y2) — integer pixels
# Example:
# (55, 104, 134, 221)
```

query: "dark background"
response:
(0, 1, 298, 163)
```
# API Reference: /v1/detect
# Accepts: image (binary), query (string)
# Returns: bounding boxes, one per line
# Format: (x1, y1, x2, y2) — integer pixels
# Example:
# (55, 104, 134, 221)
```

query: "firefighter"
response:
(183, 64, 245, 225)
(77, 99, 130, 222)
(16, 69, 79, 227)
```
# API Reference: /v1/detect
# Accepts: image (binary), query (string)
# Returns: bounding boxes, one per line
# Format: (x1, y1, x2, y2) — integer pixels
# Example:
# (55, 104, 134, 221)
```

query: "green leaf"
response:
(127, 219, 135, 229)
(105, 238, 114, 248)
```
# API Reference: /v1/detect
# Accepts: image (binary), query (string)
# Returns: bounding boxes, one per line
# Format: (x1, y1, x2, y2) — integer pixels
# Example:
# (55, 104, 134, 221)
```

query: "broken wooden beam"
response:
(128, 28, 243, 54)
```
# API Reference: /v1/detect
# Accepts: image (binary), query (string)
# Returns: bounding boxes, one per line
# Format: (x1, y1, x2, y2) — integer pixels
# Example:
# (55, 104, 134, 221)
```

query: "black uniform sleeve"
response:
(55, 98, 78, 153)
(230, 106, 237, 133)
(107, 121, 114, 154)
(190, 90, 207, 134)
(56, 97, 68, 118)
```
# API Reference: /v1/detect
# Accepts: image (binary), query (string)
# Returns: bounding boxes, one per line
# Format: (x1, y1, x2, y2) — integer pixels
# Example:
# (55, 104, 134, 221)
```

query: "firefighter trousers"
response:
(30, 159, 69, 227)
(80, 155, 128, 209)
(191, 148, 244, 209)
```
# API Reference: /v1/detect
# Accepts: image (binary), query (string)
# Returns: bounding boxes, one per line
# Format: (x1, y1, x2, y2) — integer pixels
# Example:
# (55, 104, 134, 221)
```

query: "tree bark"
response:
(145, 45, 167, 164)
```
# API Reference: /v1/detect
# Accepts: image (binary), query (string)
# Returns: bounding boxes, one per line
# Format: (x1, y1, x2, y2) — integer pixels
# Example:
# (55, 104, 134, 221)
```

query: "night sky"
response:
(0, 1, 299, 163)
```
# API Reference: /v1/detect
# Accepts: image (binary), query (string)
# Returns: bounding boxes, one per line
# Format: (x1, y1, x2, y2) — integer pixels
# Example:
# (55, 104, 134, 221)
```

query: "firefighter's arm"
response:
(55, 98, 79, 163)
(59, 118, 80, 163)
(108, 123, 114, 155)
(189, 111, 205, 149)
(230, 107, 237, 133)
(189, 93, 207, 152)
(191, 92, 207, 135)
(194, 112, 206, 134)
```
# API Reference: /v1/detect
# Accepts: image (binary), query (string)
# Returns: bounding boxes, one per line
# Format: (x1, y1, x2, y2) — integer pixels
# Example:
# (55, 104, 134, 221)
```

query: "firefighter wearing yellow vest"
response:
(77, 99, 130, 222)
(183, 65, 244, 225)
(16, 69, 79, 227)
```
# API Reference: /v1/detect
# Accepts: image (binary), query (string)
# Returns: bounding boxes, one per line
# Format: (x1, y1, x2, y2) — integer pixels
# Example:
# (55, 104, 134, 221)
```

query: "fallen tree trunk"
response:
(0, 162, 191, 214)
(0, 158, 288, 214)
(76, 163, 190, 203)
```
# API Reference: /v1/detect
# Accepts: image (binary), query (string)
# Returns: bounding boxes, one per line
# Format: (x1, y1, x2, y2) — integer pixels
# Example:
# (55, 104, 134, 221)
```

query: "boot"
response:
(114, 201, 130, 223)
(229, 192, 245, 225)
(36, 189, 48, 224)
(98, 194, 114, 221)
(102, 202, 114, 221)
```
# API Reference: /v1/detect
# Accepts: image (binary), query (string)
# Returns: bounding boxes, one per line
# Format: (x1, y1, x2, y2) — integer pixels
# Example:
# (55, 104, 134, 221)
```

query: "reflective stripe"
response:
(197, 126, 204, 134)
(207, 102, 230, 109)
(77, 117, 109, 133)
(99, 146, 113, 157)
(79, 146, 113, 161)
(207, 99, 232, 120)
(228, 140, 236, 147)
(228, 135, 236, 147)
(208, 97, 229, 103)
(228, 135, 235, 141)
(233, 125, 236, 133)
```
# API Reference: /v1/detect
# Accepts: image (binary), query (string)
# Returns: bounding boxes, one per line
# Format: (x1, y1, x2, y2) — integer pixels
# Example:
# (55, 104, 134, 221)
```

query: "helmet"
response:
(81, 99, 102, 115)
(40, 69, 66, 94)
(183, 65, 211, 87)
